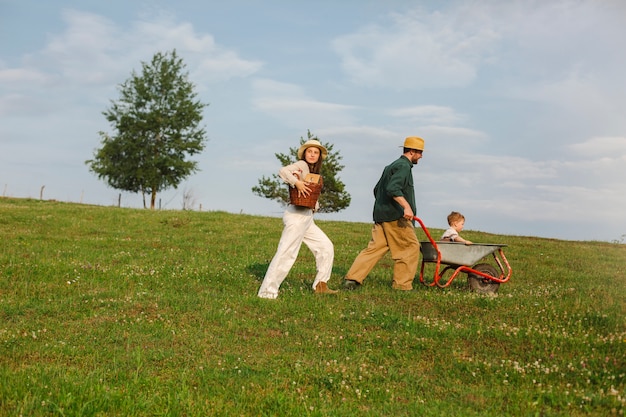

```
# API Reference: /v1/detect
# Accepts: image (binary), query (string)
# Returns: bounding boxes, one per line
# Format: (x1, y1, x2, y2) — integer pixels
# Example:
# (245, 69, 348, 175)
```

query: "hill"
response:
(0, 197, 624, 416)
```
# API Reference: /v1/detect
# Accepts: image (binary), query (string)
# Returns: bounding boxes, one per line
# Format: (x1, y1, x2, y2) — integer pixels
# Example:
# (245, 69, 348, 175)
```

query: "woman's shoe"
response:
(315, 282, 338, 294)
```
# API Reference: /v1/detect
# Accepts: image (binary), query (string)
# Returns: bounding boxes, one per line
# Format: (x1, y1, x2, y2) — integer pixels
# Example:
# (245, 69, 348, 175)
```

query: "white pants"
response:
(258, 206, 334, 299)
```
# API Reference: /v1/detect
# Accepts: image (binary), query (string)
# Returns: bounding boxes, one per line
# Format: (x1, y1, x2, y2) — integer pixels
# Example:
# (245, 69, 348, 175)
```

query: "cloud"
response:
(9, 9, 263, 91)
(0, 8, 265, 125)
(196, 52, 262, 82)
(0, 93, 52, 118)
(251, 78, 357, 128)
(388, 105, 467, 125)
(331, 6, 499, 89)
(317, 125, 396, 139)
(569, 136, 626, 158)
(0, 67, 50, 84)
(329, 0, 626, 151)
(415, 125, 488, 145)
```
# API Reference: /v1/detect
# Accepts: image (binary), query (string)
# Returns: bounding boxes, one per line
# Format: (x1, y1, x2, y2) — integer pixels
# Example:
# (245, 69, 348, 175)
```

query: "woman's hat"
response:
(403, 136, 425, 151)
(298, 139, 328, 160)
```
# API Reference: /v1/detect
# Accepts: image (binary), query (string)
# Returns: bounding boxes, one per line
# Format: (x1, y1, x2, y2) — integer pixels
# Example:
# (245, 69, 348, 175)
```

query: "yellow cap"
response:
(403, 136, 424, 151)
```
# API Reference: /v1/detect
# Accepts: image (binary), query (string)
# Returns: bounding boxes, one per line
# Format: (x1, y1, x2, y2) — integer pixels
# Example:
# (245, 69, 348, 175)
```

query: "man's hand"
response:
(393, 195, 414, 219)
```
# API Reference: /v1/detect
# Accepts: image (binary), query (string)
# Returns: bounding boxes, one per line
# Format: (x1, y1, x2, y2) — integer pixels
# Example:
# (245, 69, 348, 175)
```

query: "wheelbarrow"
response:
(413, 217, 512, 293)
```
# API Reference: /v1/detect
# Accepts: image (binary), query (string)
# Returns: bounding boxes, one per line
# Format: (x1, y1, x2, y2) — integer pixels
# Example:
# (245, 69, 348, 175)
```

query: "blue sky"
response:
(2, 0, 626, 242)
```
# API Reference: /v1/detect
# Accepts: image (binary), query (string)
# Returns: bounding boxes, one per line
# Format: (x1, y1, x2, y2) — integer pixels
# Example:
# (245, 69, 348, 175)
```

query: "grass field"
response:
(0, 197, 624, 416)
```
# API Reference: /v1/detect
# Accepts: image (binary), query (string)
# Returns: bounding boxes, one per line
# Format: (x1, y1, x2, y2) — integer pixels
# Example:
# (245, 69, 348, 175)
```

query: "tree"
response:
(252, 131, 351, 213)
(86, 49, 208, 209)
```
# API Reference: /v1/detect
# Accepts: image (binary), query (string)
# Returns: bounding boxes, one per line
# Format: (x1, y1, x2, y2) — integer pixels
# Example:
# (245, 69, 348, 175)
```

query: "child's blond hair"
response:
(447, 211, 465, 226)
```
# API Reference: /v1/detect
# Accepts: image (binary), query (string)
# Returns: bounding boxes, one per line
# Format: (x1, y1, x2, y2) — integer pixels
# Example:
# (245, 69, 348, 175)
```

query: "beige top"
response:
(279, 160, 311, 187)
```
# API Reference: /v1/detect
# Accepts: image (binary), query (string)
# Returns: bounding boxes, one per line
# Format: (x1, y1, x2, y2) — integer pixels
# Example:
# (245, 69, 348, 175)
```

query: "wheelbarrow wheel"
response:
(468, 263, 500, 294)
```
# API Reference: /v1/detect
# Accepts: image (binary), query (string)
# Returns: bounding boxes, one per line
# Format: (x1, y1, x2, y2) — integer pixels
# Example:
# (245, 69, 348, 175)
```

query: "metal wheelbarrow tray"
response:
(413, 217, 512, 293)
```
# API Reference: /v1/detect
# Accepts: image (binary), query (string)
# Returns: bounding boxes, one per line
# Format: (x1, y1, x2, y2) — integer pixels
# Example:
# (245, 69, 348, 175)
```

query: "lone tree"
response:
(86, 49, 208, 209)
(252, 131, 351, 213)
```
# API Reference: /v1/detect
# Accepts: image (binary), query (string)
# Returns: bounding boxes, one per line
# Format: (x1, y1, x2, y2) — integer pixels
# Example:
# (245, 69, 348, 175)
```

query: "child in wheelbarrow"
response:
(441, 211, 472, 244)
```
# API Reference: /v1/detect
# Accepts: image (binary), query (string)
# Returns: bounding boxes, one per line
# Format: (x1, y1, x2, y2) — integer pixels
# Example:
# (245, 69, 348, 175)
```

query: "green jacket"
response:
(372, 155, 416, 223)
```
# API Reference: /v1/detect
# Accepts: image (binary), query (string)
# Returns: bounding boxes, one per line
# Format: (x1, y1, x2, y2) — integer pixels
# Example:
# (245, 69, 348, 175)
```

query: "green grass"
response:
(0, 197, 624, 416)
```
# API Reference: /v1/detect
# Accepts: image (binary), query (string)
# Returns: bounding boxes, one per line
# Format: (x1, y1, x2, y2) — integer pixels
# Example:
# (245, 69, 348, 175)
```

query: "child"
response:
(441, 211, 472, 244)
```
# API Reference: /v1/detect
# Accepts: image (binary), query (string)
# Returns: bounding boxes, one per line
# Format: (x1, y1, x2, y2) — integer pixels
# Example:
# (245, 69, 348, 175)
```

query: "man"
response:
(343, 136, 424, 291)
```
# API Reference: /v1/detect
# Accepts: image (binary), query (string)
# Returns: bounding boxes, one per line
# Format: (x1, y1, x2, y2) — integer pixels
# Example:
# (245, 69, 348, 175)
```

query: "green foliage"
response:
(0, 197, 624, 416)
(252, 130, 351, 213)
(86, 50, 208, 209)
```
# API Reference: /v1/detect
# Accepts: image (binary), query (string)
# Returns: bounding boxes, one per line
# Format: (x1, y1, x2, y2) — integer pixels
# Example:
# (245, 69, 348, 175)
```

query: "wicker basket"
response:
(289, 181, 323, 209)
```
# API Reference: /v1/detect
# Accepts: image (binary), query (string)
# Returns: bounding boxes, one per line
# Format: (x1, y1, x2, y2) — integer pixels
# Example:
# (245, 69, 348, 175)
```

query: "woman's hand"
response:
(295, 180, 311, 197)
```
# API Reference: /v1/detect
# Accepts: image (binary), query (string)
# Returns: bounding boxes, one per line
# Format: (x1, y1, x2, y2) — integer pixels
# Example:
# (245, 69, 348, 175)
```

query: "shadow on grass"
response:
(331, 265, 348, 277)
(248, 263, 349, 282)
(247, 262, 269, 281)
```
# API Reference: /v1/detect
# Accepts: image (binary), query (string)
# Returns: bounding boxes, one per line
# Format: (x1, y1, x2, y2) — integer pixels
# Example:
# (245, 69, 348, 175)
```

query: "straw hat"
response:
(402, 136, 425, 151)
(298, 139, 328, 160)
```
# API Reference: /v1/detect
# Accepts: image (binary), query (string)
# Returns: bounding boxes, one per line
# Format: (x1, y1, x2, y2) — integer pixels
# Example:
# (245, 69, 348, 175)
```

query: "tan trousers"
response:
(345, 219, 420, 290)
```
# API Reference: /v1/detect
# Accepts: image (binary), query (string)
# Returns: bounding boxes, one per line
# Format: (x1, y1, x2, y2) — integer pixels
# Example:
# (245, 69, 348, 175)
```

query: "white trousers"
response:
(258, 206, 334, 299)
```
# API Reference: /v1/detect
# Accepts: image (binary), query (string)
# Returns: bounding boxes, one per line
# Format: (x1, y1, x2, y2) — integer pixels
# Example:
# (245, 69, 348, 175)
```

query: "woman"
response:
(257, 139, 337, 299)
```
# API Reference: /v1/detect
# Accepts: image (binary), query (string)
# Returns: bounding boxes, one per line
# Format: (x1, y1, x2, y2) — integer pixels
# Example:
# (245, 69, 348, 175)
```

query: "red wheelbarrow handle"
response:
(413, 216, 444, 286)
(413, 216, 438, 247)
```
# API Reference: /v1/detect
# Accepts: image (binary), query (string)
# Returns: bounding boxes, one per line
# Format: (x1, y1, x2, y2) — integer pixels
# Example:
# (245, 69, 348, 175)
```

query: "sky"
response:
(1, 0, 626, 243)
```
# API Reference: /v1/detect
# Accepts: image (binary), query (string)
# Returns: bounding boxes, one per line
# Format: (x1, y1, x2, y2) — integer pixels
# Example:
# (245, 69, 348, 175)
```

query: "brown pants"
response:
(345, 219, 420, 290)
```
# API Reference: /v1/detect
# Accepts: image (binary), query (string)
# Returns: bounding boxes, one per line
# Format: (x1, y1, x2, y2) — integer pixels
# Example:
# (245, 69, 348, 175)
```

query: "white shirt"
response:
(441, 227, 459, 242)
